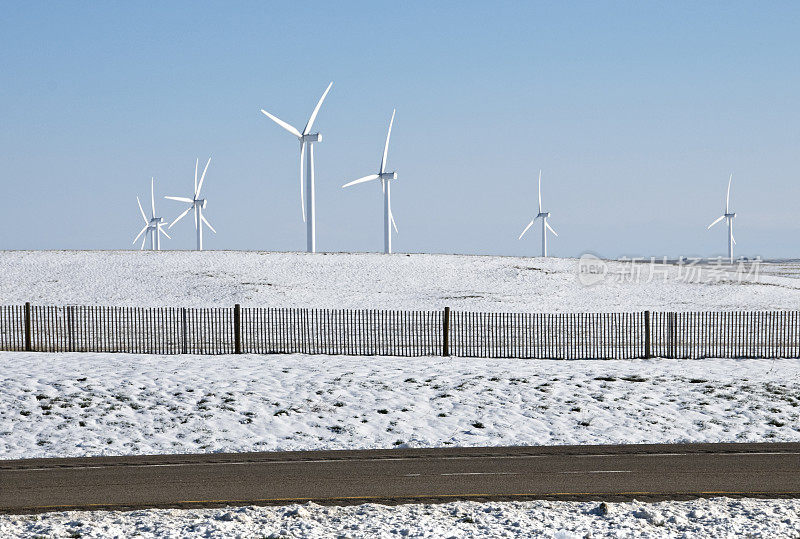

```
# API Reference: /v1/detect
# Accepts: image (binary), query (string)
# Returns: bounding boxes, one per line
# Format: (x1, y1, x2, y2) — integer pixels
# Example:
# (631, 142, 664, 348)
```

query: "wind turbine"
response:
(518, 170, 558, 257)
(260, 82, 333, 253)
(132, 177, 170, 251)
(165, 157, 216, 251)
(707, 173, 736, 263)
(341, 109, 398, 254)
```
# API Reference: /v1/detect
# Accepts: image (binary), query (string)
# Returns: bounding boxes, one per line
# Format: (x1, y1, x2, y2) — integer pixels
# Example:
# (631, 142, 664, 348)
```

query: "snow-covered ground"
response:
(3, 252, 798, 535)
(1, 251, 798, 312)
(1, 498, 798, 538)
(2, 352, 798, 459)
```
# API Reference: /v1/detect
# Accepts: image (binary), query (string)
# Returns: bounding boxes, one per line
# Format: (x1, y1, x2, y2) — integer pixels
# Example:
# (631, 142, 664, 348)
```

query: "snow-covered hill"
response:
(0, 251, 797, 311)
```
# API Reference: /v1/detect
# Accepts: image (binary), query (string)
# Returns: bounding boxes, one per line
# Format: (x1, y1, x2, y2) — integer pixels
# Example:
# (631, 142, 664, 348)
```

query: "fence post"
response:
(24, 302, 32, 352)
(181, 307, 188, 354)
(644, 310, 651, 359)
(442, 306, 450, 357)
(67, 305, 75, 352)
(234, 304, 242, 354)
(667, 312, 677, 358)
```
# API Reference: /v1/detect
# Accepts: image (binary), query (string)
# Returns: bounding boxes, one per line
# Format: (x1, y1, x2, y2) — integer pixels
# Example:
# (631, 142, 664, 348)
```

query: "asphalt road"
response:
(1, 443, 799, 513)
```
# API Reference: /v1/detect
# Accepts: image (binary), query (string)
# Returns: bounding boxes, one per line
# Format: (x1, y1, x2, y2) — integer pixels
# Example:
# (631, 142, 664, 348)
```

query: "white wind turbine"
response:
(518, 170, 558, 257)
(707, 173, 736, 263)
(165, 157, 217, 251)
(132, 177, 170, 251)
(341, 109, 399, 254)
(260, 82, 333, 253)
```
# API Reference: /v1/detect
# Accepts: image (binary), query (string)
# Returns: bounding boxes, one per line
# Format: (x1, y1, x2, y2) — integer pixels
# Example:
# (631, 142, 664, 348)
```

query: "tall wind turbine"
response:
(518, 170, 558, 257)
(707, 173, 736, 263)
(260, 82, 333, 253)
(132, 177, 170, 251)
(341, 109, 398, 254)
(165, 157, 216, 251)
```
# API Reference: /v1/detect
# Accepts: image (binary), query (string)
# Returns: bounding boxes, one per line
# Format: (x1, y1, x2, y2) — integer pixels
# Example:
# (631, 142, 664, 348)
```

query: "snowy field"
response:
(1, 498, 799, 538)
(2, 253, 798, 535)
(1, 250, 799, 312)
(2, 352, 798, 459)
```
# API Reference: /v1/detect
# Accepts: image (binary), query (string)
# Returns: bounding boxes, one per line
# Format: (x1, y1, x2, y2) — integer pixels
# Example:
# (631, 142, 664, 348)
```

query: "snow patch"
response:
(0, 498, 798, 538)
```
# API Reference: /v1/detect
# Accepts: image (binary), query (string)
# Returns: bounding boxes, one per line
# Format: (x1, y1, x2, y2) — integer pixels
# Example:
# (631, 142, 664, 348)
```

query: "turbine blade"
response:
(157, 225, 171, 240)
(200, 213, 217, 234)
(342, 174, 380, 189)
(518, 219, 536, 240)
(136, 197, 148, 224)
(150, 177, 156, 218)
(303, 81, 333, 135)
(164, 196, 193, 203)
(260, 109, 302, 138)
(707, 215, 725, 229)
(726, 173, 732, 214)
(390, 211, 398, 234)
(196, 157, 211, 197)
(194, 158, 198, 197)
(132, 224, 148, 244)
(300, 141, 306, 222)
(545, 221, 559, 237)
(140, 233, 147, 251)
(380, 109, 396, 174)
(538, 169, 542, 214)
(169, 206, 192, 229)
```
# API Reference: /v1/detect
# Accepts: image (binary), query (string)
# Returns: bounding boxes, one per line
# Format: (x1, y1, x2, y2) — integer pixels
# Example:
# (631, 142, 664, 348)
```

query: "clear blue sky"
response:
(1, 1, 798, 258)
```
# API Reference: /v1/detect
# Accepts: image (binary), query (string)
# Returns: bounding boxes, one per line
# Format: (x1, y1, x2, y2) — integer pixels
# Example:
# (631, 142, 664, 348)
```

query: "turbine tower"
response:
(260, 82, 333, 253)
(165, 157, 217, 251)
(707, 173, 736, 263)
(341, 109, 398, 254)
(132, 177, 170, 250)
(518, 170, 558, 257)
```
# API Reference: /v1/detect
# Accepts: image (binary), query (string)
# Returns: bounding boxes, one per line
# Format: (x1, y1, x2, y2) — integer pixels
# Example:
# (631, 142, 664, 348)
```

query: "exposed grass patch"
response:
(620, 375, 648, 383)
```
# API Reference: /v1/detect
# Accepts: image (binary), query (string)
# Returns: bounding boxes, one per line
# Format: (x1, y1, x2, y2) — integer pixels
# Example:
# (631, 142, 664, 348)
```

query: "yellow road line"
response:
(14, 490, 800, 511)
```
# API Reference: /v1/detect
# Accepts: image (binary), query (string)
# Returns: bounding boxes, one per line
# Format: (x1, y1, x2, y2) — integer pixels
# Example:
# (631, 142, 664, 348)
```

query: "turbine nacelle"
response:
(194, 198, 207, 209)
(725, 213, 736, 218)
(537, 212, 551, 219)
(301, 133, 321, 143)
(149, 217, 164, 226)
(379, 172, 397, 181)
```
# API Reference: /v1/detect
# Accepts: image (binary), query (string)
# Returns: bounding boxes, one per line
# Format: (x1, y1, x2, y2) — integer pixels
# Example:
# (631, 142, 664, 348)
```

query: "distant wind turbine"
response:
(165, 157, 216, 251)
(260, 82, 333, 253)
(132, 177, 170, 251)
(707, 173, 736, 263)
(518, 170, 558, 257)
(342, 109, 399, 254)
